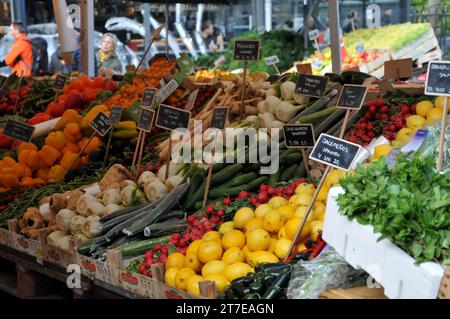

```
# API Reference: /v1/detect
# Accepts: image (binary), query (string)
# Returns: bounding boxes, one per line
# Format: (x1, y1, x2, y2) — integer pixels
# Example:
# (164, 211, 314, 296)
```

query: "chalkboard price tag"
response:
(264, 55, 279, 66)
(54, 74, 68, 91)
(155, 104, 191, 131)
(185, 89, 199, 111)
(233, 40, 260, 61)
(310, 133, 361, 171)
(108, 106, 123, 125)
(425, 61, 450, 97)
(210, 107, 229, 130)
(141, 88, 157, 107)
(296, 63, 313, 75)
(156, 79, 179, 103)
(3, 119, 35, 142)
(336, 84, 368, 110)
(137, 108, 156, 132)
(283, 124, 315, 148)
(384, 58, 412, 80)
(295, 74, 329, 98)
(90, 112, 111, 136)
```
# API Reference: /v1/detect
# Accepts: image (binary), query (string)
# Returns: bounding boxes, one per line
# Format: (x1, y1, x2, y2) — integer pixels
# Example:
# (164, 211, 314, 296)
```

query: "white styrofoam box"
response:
(351, 147, 370, 170)
(323, 187, 445, 299)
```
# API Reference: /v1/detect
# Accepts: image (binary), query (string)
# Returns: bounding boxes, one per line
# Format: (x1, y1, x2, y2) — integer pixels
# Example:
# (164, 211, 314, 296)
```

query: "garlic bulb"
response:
(55, 209, 76, 232)
(70, 215, 86, 235)
(120, 180, 137, 191)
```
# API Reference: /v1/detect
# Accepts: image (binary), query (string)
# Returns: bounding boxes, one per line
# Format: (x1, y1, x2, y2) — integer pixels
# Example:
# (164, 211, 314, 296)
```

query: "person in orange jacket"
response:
(0, 21, 32, 77)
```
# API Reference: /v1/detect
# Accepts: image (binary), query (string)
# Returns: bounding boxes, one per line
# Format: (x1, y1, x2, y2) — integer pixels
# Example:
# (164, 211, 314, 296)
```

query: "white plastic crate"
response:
(323, 187, 445, 299)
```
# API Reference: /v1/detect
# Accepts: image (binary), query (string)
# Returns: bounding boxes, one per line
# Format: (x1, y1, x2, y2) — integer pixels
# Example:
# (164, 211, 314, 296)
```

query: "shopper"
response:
(71, 30, 98, 76)
(96, 33, 122, 75)
(0, 21, 33, 77)
(201, 21, 218, 52)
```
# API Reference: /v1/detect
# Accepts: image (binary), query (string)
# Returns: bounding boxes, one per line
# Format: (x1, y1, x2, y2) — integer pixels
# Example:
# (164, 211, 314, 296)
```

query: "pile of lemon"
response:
(164, 181, 339, 296)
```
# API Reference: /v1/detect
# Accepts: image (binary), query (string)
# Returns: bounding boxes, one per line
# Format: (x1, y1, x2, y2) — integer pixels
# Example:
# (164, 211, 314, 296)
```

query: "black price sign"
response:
(54, 74, 68, 90)
(210, 107, 229, 130)
(337, 84, 368, 110)
(295, 74, 329, 98)
(425, 61, 450, 97)
(90, 112, 111, 136)
(108, 106, 122, 125)
(233, 40, 260, 61)
(137, 108, 156, 132)
(283, 124, 315, 148)
(3, 119, 35, 142)
(155, 104, 191, 131)
(310, 133, 361, 171)
(141, 88, 157, 107)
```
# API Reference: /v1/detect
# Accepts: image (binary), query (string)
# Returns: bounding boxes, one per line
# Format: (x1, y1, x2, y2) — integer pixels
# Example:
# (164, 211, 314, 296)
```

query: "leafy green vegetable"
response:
(337, 153, 450, 265)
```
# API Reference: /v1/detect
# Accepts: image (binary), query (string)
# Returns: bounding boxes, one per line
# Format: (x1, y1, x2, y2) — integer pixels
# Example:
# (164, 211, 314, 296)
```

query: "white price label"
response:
(156, 79, 179, 102)
(264, 55, 280, 66)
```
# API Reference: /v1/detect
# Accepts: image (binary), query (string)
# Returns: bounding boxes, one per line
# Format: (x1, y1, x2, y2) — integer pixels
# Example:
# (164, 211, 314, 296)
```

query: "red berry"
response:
(144, 251, 153, 259)
(249, 198, 257, 206)
(145, 258, 153, 268)
(285, 186, 294, 196)
(255, 202, 262, 208)
(389, 124, 397, 132)
(366, 123, 374, 130)
(259, 184, 268, 192)
(172, 233, 181, 240)
(139, 264, 146, 274)
(223, 197, 231, 206)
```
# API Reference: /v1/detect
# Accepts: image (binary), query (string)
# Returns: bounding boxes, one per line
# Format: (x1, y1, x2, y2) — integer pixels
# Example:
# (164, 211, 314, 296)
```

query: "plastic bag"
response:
(286, 247, 367, 299)
(418, 117, 450, 172)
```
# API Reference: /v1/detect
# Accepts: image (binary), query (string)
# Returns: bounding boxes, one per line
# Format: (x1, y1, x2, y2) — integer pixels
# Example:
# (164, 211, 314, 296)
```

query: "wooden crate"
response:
(359, 50, 391, 74)
(6, 220, 43, 262)
(391, 28, 440, 62)
(320, 286, 386, 299)
(416, 47, 442, 68)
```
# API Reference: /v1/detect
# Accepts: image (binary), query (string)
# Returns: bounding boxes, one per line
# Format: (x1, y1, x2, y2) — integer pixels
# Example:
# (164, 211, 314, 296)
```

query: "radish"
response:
(259, 184, 268, 192)
(257, 192, 268, 203)
(267, 186, 275, 196)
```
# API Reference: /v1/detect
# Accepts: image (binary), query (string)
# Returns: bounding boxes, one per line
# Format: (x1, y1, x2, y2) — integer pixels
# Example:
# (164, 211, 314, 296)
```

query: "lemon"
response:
(164, 267, 179, 287)
(224, 262, 254, 282)
(201, 260, 227, 276)
(427, 107, 444, 124)
(434, 96, 446, 109)
(285, 218, 311, 241)
(222, 247, 245, 264)
(294, 193, 313, 207)
(186, 274, 203, 296)
(268, 238, 278, 254)
(294, 206, 314, 222)
(275, 238, 293, 259)
(262, 209, 285, 232)
(326, 170, 345, 186)
(396, 127, 414, 144)
(246, 228, 271, 251)
(288, 195, 298, 206)
(165, 252, 186, 270)
(204, 274, 230, 293)
(247, 251, 279, 267)
(312, 202, 326, 220)
(254, 204, 271, 218)
(222, 229, 246, 250)
(310, 220, 324, 241)
(175, 268, 196, 291)
(406, 115, 426, 130)
(416, 100, 434, 117)
(278, 226, 287, 239)
(268, 196, 288, 209)
(373, 144, 392, 160)
(184, 253, 202, 273)
(295, 183, 315, 196)
(186, 240, 204, 255)
(242, 245, 251, 261)
(233, 207, 255, 229)
(202, 231, 221, 242)
(278, 205, 295, 220)
(197, 241, 223, 263)
(244, 217, 263, 233)
(218, 221, 234, 235)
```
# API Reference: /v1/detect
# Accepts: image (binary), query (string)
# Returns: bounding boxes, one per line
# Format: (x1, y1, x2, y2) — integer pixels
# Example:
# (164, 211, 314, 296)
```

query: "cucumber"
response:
(280, 152, 302, 165)
(212, 162, 227, 173)
(208, 184, 249, 199)
(183, 171, 205, 207)
(248, 176, 269, 190)
(269, 168, 281, 186)
(230, 172, 258, 187)
(278, 148, 297, 162)
(280, 164, 297, 182)
(119, 235, 171, 257)
(293, 161, 307, 178)
(185, 178, 207, 209)
(211, 163, 244, 186)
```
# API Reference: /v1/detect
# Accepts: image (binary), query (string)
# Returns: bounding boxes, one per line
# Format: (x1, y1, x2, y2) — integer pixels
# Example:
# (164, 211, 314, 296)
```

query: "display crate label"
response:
(117, 268, 142, 296)
(233, 40, 260, 61)
(12, 233, 41, 257)
(96, 260, 119, 286)
(90, 112, 111, 136)
(425, 61, 450, 96)
(210, 107, 229, 130)
(141, 88, 157, 107)
(160, 282, 194, 299)
(54, 74, 68, 90)
(295, 74, 329, 98)
(283, 124, 315, 148)
(384, 58, 413, 80)
(156, 104, 191, 131)
(137, 108, 156, 132)
(77, 254, 98, 279)
(138, 274, 159, 299)
(3, 119, 35, 142)
(264, 55, 279, 65)
(0, 228, 12, 247)
(44, 245, 75, 268)
(310, 133, 361, 171)
(337, 84, 368, 110)
(108, 106, 123, 125)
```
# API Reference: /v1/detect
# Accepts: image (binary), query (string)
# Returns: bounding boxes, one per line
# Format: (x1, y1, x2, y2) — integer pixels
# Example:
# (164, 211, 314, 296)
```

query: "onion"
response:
(70, 215, 86, 235)
(265, 87, 277, 98)
(65, 190, 84, 211)
(102, 188, 122, 205)
(257, 100, 267, 114)
(49, 193, 67, 213)
(157, 162, 183, 182)
(55, 209, 76, 232)
(87, 201, 105, 216)
(293, 92, 309, 104)
(144, 180, 169, 202)
(57, 235, 72, 252)
(120, 180, 137, 191)
(121, 186, 136, 206)
(73, 233, 89, 244)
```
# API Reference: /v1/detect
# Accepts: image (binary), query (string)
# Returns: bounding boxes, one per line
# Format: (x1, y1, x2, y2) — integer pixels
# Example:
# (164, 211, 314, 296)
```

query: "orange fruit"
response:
(197, 240, 223, 263)
(175, 268, 196, 291)
(165, 252, 186, 269)
(184, 253, 202, 273)
(246, 229, 271, 251)
(222, 229, 246, 250)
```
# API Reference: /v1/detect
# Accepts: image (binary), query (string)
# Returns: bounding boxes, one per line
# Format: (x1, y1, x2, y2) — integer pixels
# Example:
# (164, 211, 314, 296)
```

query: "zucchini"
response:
(314, 108, 347, 138)
(248, 176, 269, 190)
(123, 182, 190, 236)
(230, 172, 258, 187)
(208, 184, 249, 199)
(293, 161, 307, 178)
(211, 163, 244, 186)
(280, 163, 297, 182)
(156, 210, 185, 223)
(184, 178, 206, 209)
(182, 171, 204, 207)
(119, 235, 171, 257)
(212, 162, 227, 173)
(144, 219, 187, 237)
(268, 169, 281, 186)
(280, 152, 302, 165)
(289, 89, 337, 124)
(296, 107, 338, 124)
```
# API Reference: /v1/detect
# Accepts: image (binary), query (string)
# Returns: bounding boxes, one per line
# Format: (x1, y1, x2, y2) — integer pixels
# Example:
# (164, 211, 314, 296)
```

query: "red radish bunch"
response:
(138, 244, 170, 277)
(345, 99, 414, 146)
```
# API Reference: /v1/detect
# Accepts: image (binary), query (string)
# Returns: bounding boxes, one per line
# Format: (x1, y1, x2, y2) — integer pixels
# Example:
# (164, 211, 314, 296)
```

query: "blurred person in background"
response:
(0, 21, 32, 76)
(71, 29, 98, 76)
(97, 33, 122, 76)
(201, 20, 219, 52)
